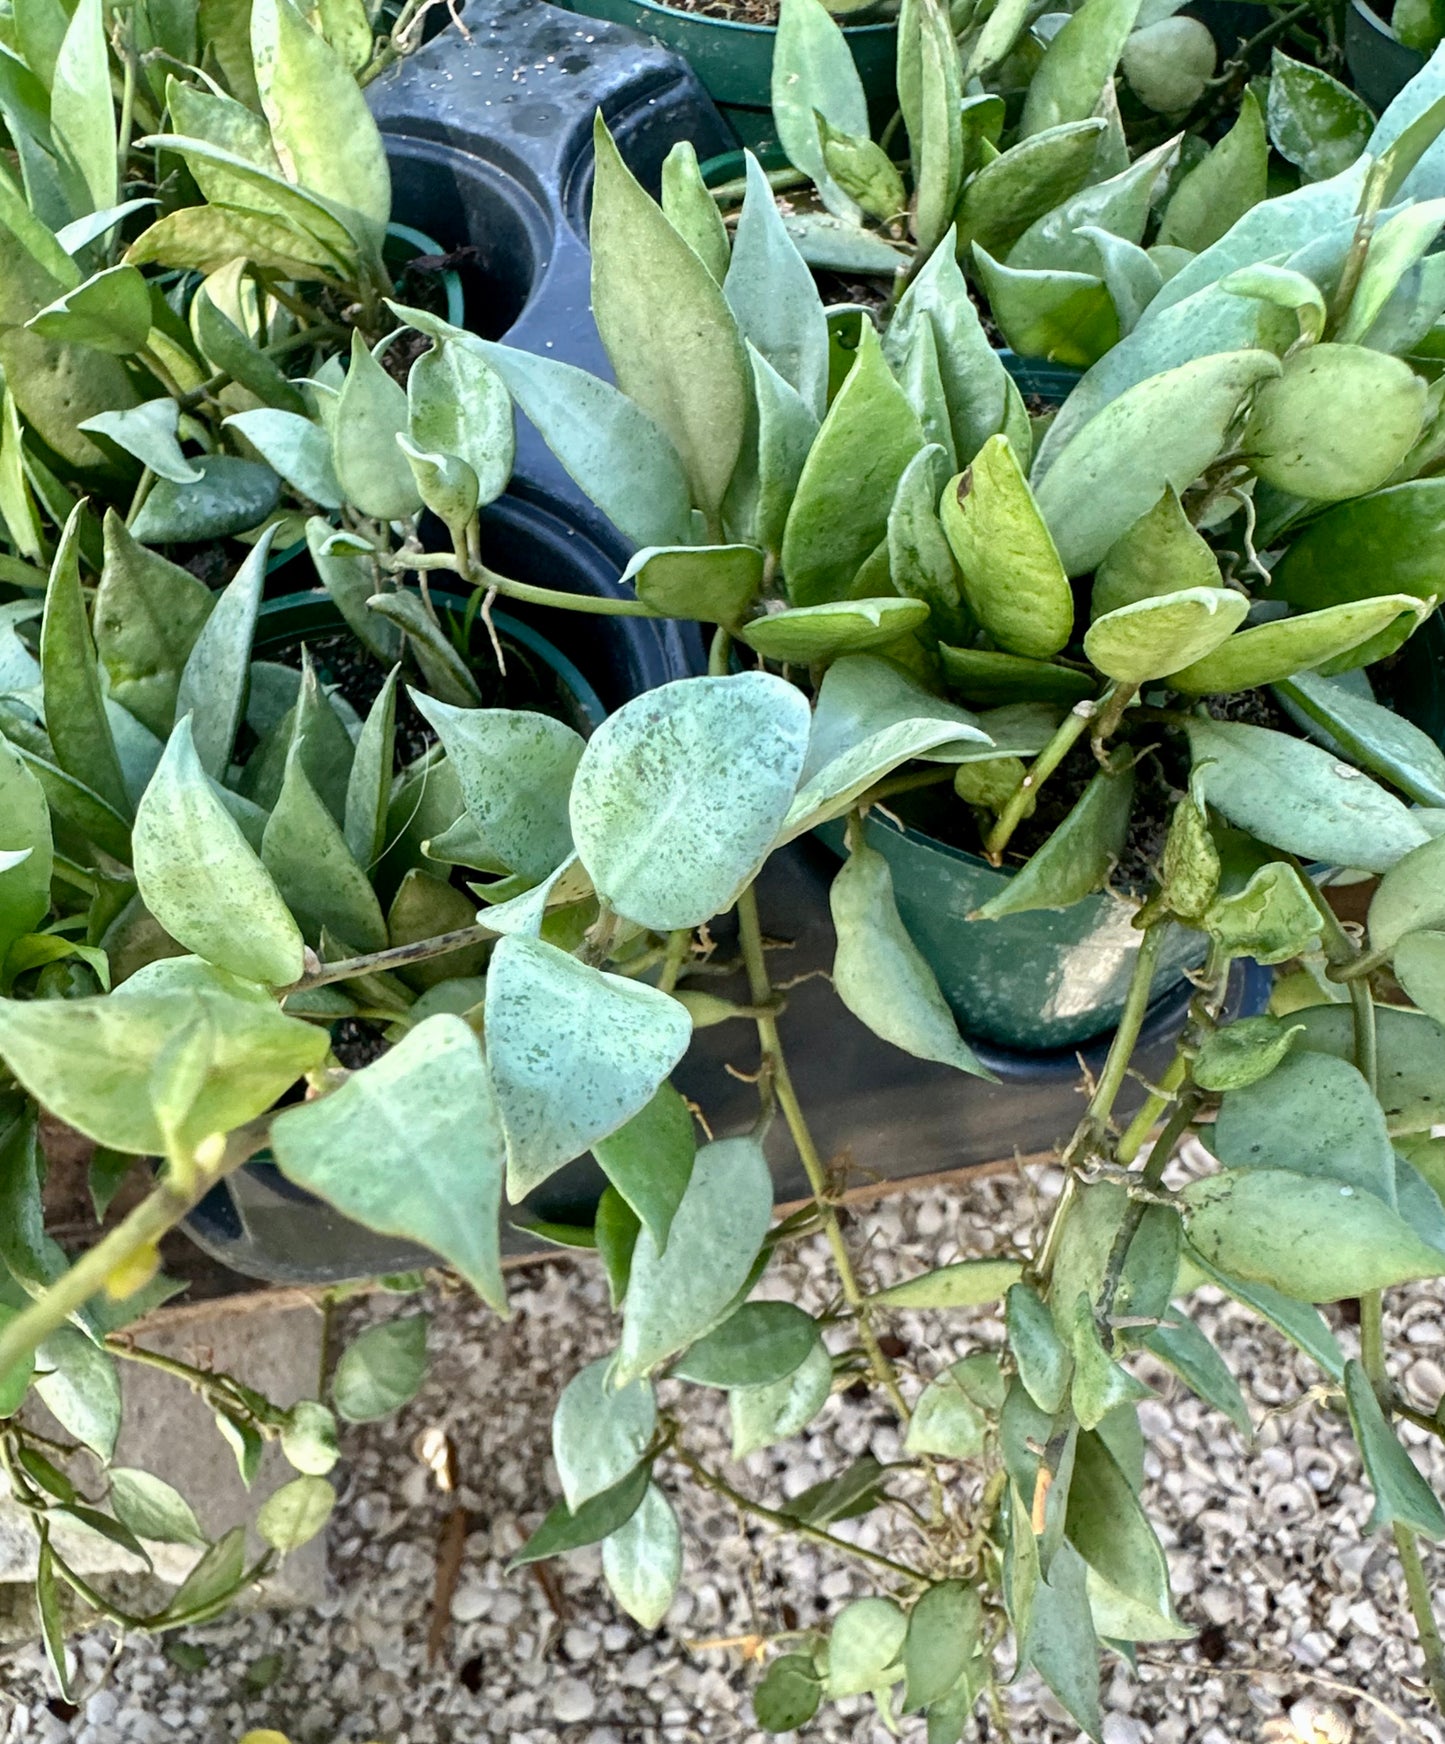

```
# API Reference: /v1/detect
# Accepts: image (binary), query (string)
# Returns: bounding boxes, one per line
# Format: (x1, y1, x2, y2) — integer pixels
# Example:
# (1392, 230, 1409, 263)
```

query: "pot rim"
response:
(573, 0, 897, 42)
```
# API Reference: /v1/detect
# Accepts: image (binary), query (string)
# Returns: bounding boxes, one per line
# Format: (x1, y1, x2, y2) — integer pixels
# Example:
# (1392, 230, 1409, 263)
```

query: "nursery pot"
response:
(180, 580, 645, 1285)
(559, 0, 898, 157)
(1345, 0, 1424, 112)
(1380, 608, 1445, 750)
(999, 348, 1083, 408)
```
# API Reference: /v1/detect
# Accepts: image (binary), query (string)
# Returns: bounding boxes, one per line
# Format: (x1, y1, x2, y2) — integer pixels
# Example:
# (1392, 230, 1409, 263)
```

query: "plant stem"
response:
(287, 922, 497, 992)
(0, 1123, 268, 1381)
(735, 884, 912, 1427)
(1395, 1524, 1445, 1713)
(671, 1443, 929, 1587)
(707, 166, 815, 207)
(1097, 1086, 1202, 1335)
(983, 693, 1105, 866)
(1115, 1054, 1187, 1167)
(400, 551, 663, 618)
(657, 929, 691, 996)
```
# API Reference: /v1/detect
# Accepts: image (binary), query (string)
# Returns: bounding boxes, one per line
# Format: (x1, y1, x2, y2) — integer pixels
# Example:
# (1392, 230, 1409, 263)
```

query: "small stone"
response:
(551, 1678, 597, 1724)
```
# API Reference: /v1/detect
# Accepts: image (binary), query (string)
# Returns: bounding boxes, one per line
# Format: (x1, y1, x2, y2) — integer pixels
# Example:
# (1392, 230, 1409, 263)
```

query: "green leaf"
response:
(257, 1475, 335, 1552)
(724, 153, 829, 418)
(36, 1539, 71, 1703)
(161, 1526, 249, 1624)
(903, 1581, 981, 1712)
(783, 654, 992, 839)
(596, 1185, 640, 1309)
(937, 644, 1095, 708)
(27, 266, 151, 355)
(129, 454, 282, 544)
(1008, 136, 1180, 278)
(570, 672, 810, 930)
(1267, 49, 1373, 183)
(261, 741, 386, 951)
(1185, 1243, 1344, 1379)
(1092, 487, 1222, 618)
(1181, 597, 1436, 697)
(343, 665, 397, 872)
(92, 513, 213, 737)
(213, 1412, 264, 1488)
(871, 1258, 1022, 1308)
(279, 1400, 339, 1476)
(367, 589, 479, 709)
(250, 0, 389, 258)
(1024, 1542, 1102, 1740)
(974, 761, 1134, 918)
(1213, 1049, 1396, 1202)
(332, 1313, 429, 1421)
(1277, 671, 1445, 810)
(50, 0, 117, 214)
(1241, 345, 1426, 501)
(1070, 1298, 1152, 1431)
(135, 718, 305, 985)
(192, 288, 309, 417)
(1201, 859, 1323, 965)
(592, 1084, 696, 1252)
(956, 122, 1107, 261)
(780, 1455, 890, 1527)
(0, 739, 51, 966)
(552, 1357, 656, 1510)
(738, 597, 929, 663)
(617, 1135, 773, 1383)
(906, 1362, 989, 1459)
(887, 446, 969, 639)
(816, 115, 905, 224)
(754, 1654, 822, 1732)
(0, 959, 325, 1152)
(333, 331, 419, 521)
(1183, 1169, 1445, 1300)
(1085, 587, 1248, 685)
(602, 1484, 681, 1629)
(271, 1016, 508, 1311)
(1066, 1429, 1184, 1639)
(743, 348, 820, 558)
(1158, 90, 1268, 252)
(1036, 350, 1281, 575)
(1343, 1358, 1445, 1537)
(781, 322, 924, 607)
(225, 409, 341, 509)
(407, 335, 513, 510)
(941, 436, 1073, 658)
(1007, 1282, 1071, 1413)
(729, 1336, 833, 1458)
(825, 1596, 907, 1698)
(1293, 1003, 1445, 1139)
(771, 0, 870, 221)
(591, 116, 747, 523)
(40, 504, 128, 819)
(1271, 479, 1445, 616)
(624, 544, 763, 628)
(1337, 197, 1445, 346)
(1397, 929, 1445, 1026)
(34, 1328, 120, 1459)
(1021, 0, 1142, 136)
(1193, 1014, 1304, 1092)
(509, 1460, 650, 1569)
(1143, 1313, 1252, 1437)
(662, 139, 729, 284)
(485, 934, 692, 1199)
(830, 837, 992, 1076)
(971, 248, 1118, 371)
(473, 341, 692, 550)
(673, 1302, 818, 1388)
(1372, 833, 1445, 952)
(1184, 717, 1429, 875)
(907, 0, 964, 256)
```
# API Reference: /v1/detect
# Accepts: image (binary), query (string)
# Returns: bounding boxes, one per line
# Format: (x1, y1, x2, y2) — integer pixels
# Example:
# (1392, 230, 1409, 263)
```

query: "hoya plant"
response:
(759, 0, 1398, 365)
(0, 0, 441, 573)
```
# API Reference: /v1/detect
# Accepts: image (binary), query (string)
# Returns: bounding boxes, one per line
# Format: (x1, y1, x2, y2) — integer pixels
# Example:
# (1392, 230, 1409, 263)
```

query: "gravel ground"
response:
(4, 1160, 1445, 1744)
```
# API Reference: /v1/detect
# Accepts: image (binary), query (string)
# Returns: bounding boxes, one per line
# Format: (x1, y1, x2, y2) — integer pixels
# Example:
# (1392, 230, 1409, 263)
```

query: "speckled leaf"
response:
(1278, 673, 1445, 811)
(673, 1302, 819, 1388)
(1397, 929, 1445, 1026)
(1267, 49, 1373, 182)
(552, 1358, 656, 1510)
(484, 934, 692, 1199)
(781, 322, 924, 606)
(128, 455, 281, 544)
(333, 331, 419, 522)
(602, 1484, 681, 1630)
(175, 530, 271, 780)
(260, 742, 386, 950)
(570, 673, 810, 930)
(27, 265, 152, 355)
(662, 140, 730, 284)
(941, 436, 1073, 659)
(730, 1335, 833, 1458)
(40, 505, 127, 818)
(80, 400, 201, 485)
(771, 0, 869, 221)
(616, 1135, 774, 1383)
(134, 719, 305, 985)
(343, 666, 397, 871)
(1172, 595, 1430, 695)
(1020, 0, 1143, 136)
(1370, 833, 1445, 951)
(408, 336, 513, 510)
(623, 544, 763, 628)
(50, 0, 117, 214)
(1084, 587, 1248, 685)
(974, 761, 1134, 917)
(739, 597, 929, 663)
(1184, 717, 1429, 874)
(225, 409, 341, 509)
(725, 153, 829, 419)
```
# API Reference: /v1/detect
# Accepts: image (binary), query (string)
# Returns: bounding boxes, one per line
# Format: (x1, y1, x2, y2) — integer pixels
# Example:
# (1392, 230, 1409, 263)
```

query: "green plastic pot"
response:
(561, 0, 897, 156)
(1345, 0, 1425, 111)
(820, 813, 1203, 1053)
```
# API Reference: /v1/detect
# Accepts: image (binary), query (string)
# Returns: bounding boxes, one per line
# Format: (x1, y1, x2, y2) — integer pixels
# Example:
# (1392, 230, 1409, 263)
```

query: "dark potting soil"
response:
(330, 1017, 392, 1070)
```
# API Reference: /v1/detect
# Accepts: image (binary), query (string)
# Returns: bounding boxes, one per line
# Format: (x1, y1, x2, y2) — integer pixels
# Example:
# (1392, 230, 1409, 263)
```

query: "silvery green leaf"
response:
(1034, 349, 1281, 574)
(771, 0, 869, 221)
(1008, 135, 1179, 276)
(176, 530, 272, 779)
(1343, 1357, 1445, 1537)
(79, 400, 201, 484)
(1020, 0, 1144, 137)
(396, 436, 479, 540)
(591, 116, 749, 524)
(50, 0, 116, 214)
(261, 741, 387, 950)
(127, 455, 281, 544)
(616, 1135, 774, 1383)
(108, 1469, 206, 1546)
(343, 665, 398, 870)
(830, 838, 993, 1077)
(27, 264, 151, 354)
(35, 1331, 119, 1461)
(911, 0, 965, 257)
(40, 504, 128, 819)
(485, 934, 693, 1199)
(1083, 587, 1248, 684)
(225, 409, 341, 508)
(887, 444, 969, 640)
(623, 543, 763, 627)
(55, 198, 157, 257)
(956, 121, 1108, 261)
(135, 719, 305, 985)
(971, 247, 1119, 369)
(1185, 717, 1430, 874)
(474, 342, 692, 550)
(781, 210, 909, 274)
(602, 1485, 681, 1630)
(1080, 227, 1162, 334)
(570, 673, 811, 930)
(305, 516, 398, 663)
(407, 336, 513, 509)
(1267, 49, 1373, 183)
(1157, 90, 1268, 253)
(552, 1358, 656, 1510)
(748, 345, 819, 558)
(1337, 197, 1445, 345)
(1369, 832, 1445, 951)
(332, 1314, 429, 1421)
(824, 1597, 907, 1698)
(973, 761, 1134, 917)
(737, 596, 929, 663)
(662, 139, 729, 284)
(725, 153, 829, 419)
(333, 331, 419, 522)
(729, 1333, 832, 1457)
